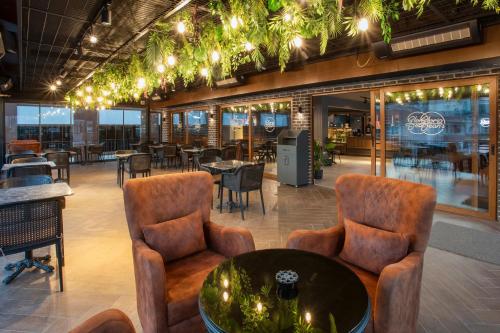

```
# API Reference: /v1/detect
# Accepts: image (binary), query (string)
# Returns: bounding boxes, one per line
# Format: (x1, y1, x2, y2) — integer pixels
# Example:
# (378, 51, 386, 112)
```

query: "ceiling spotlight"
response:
(357, 17, 369, 32)
(292, 36, 303, 48)
(200, 68, 209, 77)
(55, 79, 62, 86)
(100, 1, 112, 26)
(167, 55, 176, 66)
(245, 42, 254, 51)
(89, 34, 98, 44)
(211, 50, 220, 62)
(137, 77, 146, 89)
(157, 64, 165, 73)
(49, 84, 57, 91)
(177, 21, 186, 34)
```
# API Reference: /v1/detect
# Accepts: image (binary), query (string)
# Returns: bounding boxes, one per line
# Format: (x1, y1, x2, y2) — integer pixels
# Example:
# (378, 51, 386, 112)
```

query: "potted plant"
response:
(313, 140, 324, 179)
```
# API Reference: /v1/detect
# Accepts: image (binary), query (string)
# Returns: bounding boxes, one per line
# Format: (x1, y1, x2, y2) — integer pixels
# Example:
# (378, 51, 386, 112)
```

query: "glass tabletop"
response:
(201, 160, 256, 172)
(199, 249, 370, 333)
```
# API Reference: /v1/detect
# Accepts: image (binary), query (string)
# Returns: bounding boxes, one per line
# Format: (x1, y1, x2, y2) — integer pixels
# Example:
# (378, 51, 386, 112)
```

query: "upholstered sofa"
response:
(287, 174, 436, 333)
(123, 172, 255, 333)
(69, 309, 135, 333)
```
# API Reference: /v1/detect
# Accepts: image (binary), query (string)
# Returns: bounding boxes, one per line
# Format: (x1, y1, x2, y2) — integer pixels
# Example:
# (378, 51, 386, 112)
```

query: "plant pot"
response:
(314, 169, 323, 179)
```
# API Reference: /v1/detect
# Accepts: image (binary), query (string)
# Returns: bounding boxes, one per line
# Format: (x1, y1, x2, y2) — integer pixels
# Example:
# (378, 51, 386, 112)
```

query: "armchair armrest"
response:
(69, 309, 135, 333)
(375, 251, 424, 333)
(205, 222, 255, 257)
(286, 225, 344, 258)
(132, 239, 168, 333)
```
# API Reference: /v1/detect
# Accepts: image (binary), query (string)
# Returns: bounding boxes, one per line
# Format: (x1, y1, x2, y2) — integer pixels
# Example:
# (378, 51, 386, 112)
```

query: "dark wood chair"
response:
(126, 153, 152, 179)
(6, 153, 38, 164)
(162, 145, 178, 169)
(220, 163, 265, 220)
(46, 152, 71, 184)
(221, 145, 237, 160)
(7, 164, 53, 178)
(12, 157, 47, 164)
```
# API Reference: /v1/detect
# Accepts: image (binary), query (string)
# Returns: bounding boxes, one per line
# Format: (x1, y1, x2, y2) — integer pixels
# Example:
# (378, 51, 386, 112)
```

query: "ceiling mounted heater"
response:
(373, 20, 481, 59)
(215, 76, 245, 88)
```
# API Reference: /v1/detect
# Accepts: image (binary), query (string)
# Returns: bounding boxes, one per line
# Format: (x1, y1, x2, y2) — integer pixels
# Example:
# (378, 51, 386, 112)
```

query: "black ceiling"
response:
(2, 0, 500, 101)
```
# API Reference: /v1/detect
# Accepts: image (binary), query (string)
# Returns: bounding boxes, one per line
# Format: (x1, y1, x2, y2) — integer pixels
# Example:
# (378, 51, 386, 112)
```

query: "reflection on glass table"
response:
(199, 249, 370, 333)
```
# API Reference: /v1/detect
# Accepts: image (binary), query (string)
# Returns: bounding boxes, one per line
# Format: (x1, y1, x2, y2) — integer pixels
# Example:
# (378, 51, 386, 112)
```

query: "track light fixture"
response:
(100, 1, 112, 26)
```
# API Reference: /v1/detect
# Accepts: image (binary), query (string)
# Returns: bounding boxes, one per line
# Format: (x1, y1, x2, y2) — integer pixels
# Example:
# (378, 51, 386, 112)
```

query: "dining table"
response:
(0, 175, 53, 189)
(1, 161, 56, 174)
(199, 248, 370, 333)
(115, 151, 137, 187)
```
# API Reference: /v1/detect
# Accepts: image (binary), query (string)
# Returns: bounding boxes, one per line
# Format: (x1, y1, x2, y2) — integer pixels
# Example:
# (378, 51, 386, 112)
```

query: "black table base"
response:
(3, 251, 53, 285)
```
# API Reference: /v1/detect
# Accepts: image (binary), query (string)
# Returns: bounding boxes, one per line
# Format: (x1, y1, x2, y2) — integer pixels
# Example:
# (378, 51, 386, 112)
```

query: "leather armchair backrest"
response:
(123, 172, 213, 240)
(335, 174, 436, 252)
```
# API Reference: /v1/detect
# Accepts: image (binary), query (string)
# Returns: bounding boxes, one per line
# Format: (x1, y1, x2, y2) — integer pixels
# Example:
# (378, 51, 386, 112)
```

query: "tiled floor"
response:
(0, 162, 499, 332)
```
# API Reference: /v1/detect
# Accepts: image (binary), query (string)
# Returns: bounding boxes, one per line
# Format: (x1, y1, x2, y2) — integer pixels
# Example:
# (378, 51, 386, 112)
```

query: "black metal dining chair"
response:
(7, 164, 53, 178)
(12, 157, 47, 164)
(46, 152, 70, 184)
(87, 144, 104, 162)
(220, 163, 265, 220)
(180, 149, 192, 172)
(125, 153, 152, 179)
(197, 155, 222, 199)
(162, 144, 178, 169)
(0, 197, 64, 291)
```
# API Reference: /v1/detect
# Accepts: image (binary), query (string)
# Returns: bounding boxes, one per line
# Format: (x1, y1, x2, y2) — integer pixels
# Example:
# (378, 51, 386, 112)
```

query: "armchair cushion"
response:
(143, 210, 206, 262)
(339, 219, 409, 274)
(165, 250, 225, 326)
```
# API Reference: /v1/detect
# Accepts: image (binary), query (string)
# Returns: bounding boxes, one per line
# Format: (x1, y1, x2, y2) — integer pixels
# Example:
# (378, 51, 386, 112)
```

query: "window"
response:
(16, 105, 40, 141)
(40, 106, 72, 149)
(98, 109, 143, 151)
(186, 110, 208, 145)
(221, 106, 249, 146)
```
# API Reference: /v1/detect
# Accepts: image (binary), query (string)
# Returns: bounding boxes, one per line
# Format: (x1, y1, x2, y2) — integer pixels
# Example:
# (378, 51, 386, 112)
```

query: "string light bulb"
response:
(177, 21, 186, 34)
(89, 34, 98, 44)
(55, 79, 62, 86)
(357, 17, 369, 32)
(157, 64, 165, 73)
(137, 77, 146, 89)
(292, 36, 303, 48)
(49, 84, 57, 91)
(200, 67, 209, 77)
(211, 50, 220, 62)
(230, 16, 239, 29)
(167, 55, 176, 66)
(305, 312, 312, 323)
(76, 90, 83, 97)
(222, 291, 229, 302)
(85, 86, 93, 93)
(283, 13, 292, 22)
(245, 42, 254, 51)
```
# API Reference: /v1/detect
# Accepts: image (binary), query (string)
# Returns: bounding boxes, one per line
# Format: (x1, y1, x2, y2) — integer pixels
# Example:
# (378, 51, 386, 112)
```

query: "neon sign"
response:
(405, 112, 445, 136)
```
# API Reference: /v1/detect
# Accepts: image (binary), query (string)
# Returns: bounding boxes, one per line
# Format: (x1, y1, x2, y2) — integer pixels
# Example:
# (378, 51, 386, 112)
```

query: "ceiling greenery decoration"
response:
(65, 0, 500, 110)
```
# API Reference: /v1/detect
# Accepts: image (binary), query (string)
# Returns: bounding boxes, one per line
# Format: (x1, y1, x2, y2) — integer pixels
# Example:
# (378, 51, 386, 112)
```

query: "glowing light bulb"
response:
(97, 96, 103, 102)
(137, 77, 146, 89)
(76, 90, 83, 97)
(230, 16, 239, 29)
(305, 312, 312, 323)
(133, 92, 139, 99)
(201, 68, 209, 77)
(110, 82, 116, 89)
(245, 42, 254, 51)
(177, 21, 186, 34)
(85, 95, 92, 103)
(283, 13, 292, 22)
(85, 86, 93, 93)
(484, 87, 490, 94)
(102, 90, 110, 96)
(55, 80, 62, 86)
(211, 50, 220, 62)
(256, 302, 263, 312)
(358, 17, 369, 32)
(157, 64, 165, 73)
(222, 291, 229, 302)
(107, 100, 113, 105)
(223, 279, 229, 288)
(292, 36, 303, 48)
(167, 55, 176, 66)
(477, 84, 482, 92)
(89, 35, 98, 44)
(49, 84, 57, 91)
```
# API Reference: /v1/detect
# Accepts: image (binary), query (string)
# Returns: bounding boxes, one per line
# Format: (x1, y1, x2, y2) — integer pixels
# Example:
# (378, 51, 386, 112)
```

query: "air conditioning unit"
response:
(215, 76, 245, 88)
(373, 20, 481, 59)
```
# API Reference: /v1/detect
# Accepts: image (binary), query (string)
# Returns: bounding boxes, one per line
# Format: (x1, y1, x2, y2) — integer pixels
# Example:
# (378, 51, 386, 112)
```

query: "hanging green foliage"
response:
(66, 0, 500, 109)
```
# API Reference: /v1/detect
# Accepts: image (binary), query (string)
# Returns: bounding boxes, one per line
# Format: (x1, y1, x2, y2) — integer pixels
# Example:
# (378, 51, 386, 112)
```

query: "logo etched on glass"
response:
(480, 117, 490, 128)
(264, 116, 276, 133)
(405, 112, 445, 136)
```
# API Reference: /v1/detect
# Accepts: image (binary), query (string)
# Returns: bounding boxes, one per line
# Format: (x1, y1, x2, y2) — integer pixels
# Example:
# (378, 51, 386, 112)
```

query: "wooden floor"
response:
(0, 162, 499, 332)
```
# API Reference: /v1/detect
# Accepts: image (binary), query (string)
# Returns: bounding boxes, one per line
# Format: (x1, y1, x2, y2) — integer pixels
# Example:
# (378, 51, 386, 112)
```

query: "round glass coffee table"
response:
(199, 249, 370, 333)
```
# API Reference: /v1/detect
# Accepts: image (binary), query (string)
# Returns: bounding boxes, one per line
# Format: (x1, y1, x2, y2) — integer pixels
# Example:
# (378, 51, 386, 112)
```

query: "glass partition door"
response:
(381, 78, 496, 218)
(186, 110, 209, 146)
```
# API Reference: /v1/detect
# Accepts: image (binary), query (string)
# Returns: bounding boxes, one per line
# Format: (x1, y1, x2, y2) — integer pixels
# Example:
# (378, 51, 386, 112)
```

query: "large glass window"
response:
(384, 83, 491, 213)
(40, 106, 72, 149)
(251, 102, 291, 148)
(16, 105, 40, 141)
(186, 110, 208, 146)
(221, 106, 249, 146)
(98, 109, 143, 151)
(172, 112, 185, 144)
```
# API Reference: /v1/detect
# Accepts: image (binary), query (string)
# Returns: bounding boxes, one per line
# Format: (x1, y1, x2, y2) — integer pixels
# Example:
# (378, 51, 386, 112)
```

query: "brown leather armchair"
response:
(123, 172, 255, 333)
(287, 174, 436, 333)
(69, 309, 135, 333)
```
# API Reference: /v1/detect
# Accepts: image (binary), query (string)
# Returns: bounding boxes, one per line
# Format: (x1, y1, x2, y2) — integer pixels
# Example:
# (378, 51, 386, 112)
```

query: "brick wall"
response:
(156, 65, 500, 219)
(207, 105, 219, 147)
(161, 110, 169, 143)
